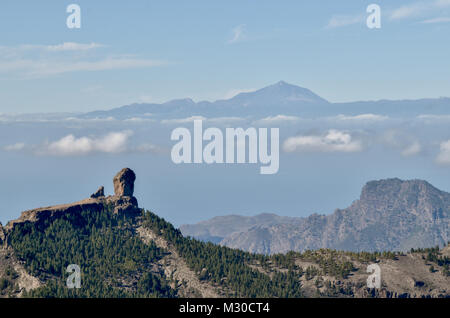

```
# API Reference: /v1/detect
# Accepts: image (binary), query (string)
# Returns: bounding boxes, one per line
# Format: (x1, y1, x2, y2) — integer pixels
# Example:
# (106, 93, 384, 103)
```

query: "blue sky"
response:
(1, 0, 450, 113)
(1, 1, 450, 226)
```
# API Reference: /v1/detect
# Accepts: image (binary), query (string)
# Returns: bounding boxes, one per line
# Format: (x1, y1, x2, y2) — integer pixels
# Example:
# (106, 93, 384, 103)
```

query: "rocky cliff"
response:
(5, 168, 140, 231)
(183, 178, 450, 254)
(0, 172, 449, 298)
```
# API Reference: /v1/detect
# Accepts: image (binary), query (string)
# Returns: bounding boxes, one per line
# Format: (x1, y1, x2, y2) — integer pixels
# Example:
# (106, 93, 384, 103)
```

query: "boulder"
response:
(90, 186, 105, 198)
(113, 168, 136, 197)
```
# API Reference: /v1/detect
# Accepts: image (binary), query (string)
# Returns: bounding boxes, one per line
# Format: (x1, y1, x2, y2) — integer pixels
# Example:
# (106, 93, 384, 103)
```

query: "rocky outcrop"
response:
(5, 198, 105, 230)
(113, 168, 136, 197)
(106, 195, 139, 217)
(90, 186, 105, 198)
(184, 178, 450, 254)
(0, 223, 5, 245)
(5, 168, 140, 231)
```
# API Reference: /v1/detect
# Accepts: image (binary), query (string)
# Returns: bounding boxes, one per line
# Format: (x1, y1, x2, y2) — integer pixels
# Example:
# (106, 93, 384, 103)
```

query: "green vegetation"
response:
(0, 266, 19, 296)
(6, 205, 449, 298)
(143, 211, 303, 297)
(420, 245, 450, 277)
(8, 207, 175, 298)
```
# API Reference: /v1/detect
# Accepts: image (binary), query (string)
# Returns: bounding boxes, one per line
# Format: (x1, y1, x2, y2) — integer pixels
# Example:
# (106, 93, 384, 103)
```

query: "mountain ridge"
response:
(79, 81, 450, 120)
(182, 178, 450, 254)
(1, 169, 449, 298)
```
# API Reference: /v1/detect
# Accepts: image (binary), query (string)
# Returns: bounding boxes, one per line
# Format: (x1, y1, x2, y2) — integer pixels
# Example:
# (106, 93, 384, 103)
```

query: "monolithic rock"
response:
(113, 168, 136, 197)
(5, 168, 140, 230)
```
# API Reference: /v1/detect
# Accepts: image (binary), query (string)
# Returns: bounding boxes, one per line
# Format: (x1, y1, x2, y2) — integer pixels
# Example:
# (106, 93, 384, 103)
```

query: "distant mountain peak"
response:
(360, 178, 440, 202)
(228, 81, 329, 105)
(182, 177, 450, 253)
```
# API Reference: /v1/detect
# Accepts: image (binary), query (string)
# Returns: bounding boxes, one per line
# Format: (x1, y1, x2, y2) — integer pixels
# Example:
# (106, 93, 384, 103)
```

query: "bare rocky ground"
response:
(1, 217, 448, 298)
(0, 245, 41, 298)
(248, 247, 450, 298)
(1, 169, 448, 298)
(136, 220, 449, 298)
(136, 225, 222, 298)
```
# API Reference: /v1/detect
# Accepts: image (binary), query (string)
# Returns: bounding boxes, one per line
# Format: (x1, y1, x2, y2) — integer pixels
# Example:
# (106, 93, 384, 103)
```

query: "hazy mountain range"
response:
(181, 178, 450, 254)
(79, 81, 450, 120)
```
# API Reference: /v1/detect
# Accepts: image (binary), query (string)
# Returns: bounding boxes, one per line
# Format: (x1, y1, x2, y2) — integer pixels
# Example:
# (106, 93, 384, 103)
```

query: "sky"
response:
(1, 0, 450, 113)
(1, 1, 450, 227)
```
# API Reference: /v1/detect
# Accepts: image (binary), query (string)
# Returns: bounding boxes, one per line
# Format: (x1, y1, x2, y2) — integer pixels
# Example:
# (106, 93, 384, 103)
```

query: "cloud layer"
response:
(283, 130, 363, 153)
(436, 140, 450, 164)
(0, 42, 166, 79)
(42, 131, 133, 156)
(4, 131, 164, 156)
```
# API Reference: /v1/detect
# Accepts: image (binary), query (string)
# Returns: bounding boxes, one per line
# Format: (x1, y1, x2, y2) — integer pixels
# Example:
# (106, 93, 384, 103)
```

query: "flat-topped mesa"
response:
(5, 168, 140, 231)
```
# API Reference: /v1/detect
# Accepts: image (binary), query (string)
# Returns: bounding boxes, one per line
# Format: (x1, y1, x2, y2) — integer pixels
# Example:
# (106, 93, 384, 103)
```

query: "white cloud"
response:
(0, 43, 167, 79)
(161, 116, 245, 125)
(254, 115, 301, 126)
(283, 130, 363, 153)
(161, 116, 207, 124)
(39, 131, 133, 156)
(417, 114, 450, 122)
(436, 140, 450, 164)
(0, 42, 104, 58)
(3, 132, 166, 156)
(2, 42, 104, 53)
(327, 1, 450, 27)
(0, 57, 166, 79)
(223, 88, 255, 99)
(207, 117, 246, 124)
(64, 116, 116, 122)
(45, 42, 105, 52)
(390, 0, 450, 20)
(326, 14, 364, 28)
(228, 24, 247, 44)
(334, 114, 389, 121)
(420, 16, 450, 23)
(123, 117, 155, 123)
(4, 142, 26, 151)
(401, 141, 422, 156)
(381, 130, 422, 157)
(390, 3, 426, 20)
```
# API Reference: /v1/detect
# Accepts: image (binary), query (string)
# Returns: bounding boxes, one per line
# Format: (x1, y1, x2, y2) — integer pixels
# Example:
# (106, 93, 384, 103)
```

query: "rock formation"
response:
(90, 186, 105, 198)
(113, 168, 136, 197)
(0, 223, 5, 244)
(184, 178, 450, 254)
(5, 168, 140, 230)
